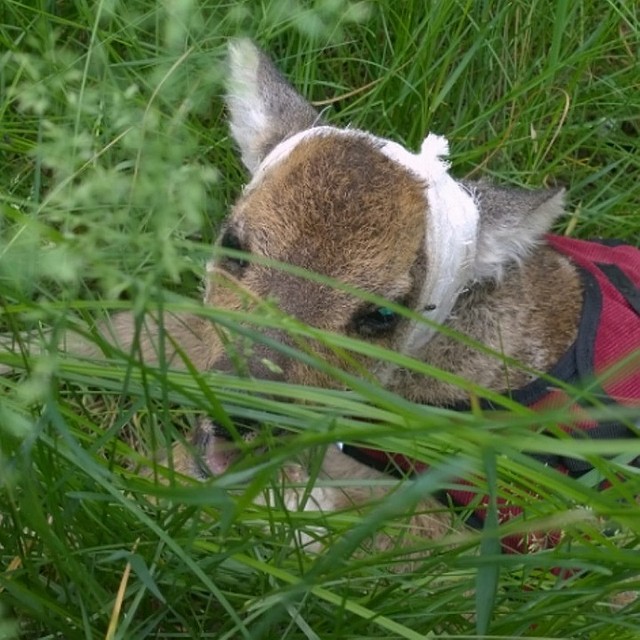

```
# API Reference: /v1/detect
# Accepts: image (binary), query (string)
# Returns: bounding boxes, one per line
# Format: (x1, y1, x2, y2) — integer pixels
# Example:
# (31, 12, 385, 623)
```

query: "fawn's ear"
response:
(226, 39, 320, 174)
(466, 182, 566, 281)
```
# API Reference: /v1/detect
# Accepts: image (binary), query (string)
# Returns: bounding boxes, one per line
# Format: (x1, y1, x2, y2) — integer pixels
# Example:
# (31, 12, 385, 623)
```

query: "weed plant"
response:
(1, 0, 639, 638)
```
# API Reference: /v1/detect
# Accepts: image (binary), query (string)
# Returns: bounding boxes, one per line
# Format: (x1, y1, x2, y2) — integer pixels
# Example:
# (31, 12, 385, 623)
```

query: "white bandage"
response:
(379, 134, 480, 353)
(251, 127, 480, 354)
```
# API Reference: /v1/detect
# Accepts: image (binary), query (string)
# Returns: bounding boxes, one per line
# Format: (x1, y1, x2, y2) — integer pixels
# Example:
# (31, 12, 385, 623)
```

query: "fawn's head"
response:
(205, 40, 566, 383)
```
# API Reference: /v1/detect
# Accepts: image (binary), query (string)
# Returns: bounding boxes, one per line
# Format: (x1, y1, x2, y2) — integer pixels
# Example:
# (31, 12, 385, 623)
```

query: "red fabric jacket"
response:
(344, 235, 640, 552)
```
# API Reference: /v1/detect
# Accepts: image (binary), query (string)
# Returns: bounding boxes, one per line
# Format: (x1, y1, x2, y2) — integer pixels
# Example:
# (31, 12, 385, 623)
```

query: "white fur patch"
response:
(227, 39, 269, 173)
(247, 126, 480, 354)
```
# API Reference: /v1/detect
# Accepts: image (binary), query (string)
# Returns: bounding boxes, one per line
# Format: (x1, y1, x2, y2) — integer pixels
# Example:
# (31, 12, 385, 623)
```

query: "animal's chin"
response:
(191, 417, 261, 477)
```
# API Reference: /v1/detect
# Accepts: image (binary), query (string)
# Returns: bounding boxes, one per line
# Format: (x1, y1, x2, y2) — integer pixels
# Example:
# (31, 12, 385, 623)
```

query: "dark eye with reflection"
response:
(351, 305, 400, 338)
(219, 228, 249, 275)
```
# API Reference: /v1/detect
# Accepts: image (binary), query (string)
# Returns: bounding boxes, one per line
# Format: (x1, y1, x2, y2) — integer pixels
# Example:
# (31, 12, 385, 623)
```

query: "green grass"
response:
(1, 0, 640, 638)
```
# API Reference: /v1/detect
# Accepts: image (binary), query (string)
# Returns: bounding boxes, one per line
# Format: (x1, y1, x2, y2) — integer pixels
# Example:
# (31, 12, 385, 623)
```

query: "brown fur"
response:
(400, 247, 583, 405)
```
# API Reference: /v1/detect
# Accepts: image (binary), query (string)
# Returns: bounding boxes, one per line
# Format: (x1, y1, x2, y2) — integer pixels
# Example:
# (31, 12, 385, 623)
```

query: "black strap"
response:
(342, 444, 400, 476)
(597, 262, 640, 315)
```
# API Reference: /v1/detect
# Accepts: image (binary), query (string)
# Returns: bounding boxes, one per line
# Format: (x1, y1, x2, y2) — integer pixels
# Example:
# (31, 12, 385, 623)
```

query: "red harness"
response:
(344, 235, 640, 552)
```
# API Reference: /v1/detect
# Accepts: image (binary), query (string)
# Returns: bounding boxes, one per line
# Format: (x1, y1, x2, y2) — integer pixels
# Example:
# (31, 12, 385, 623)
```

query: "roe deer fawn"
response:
(4, 39, 639, 555)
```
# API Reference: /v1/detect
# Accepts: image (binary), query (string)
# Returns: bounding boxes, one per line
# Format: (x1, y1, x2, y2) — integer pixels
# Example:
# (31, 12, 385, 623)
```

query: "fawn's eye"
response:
(219, 228, 249, 274)
(351, 305, 400, 338)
